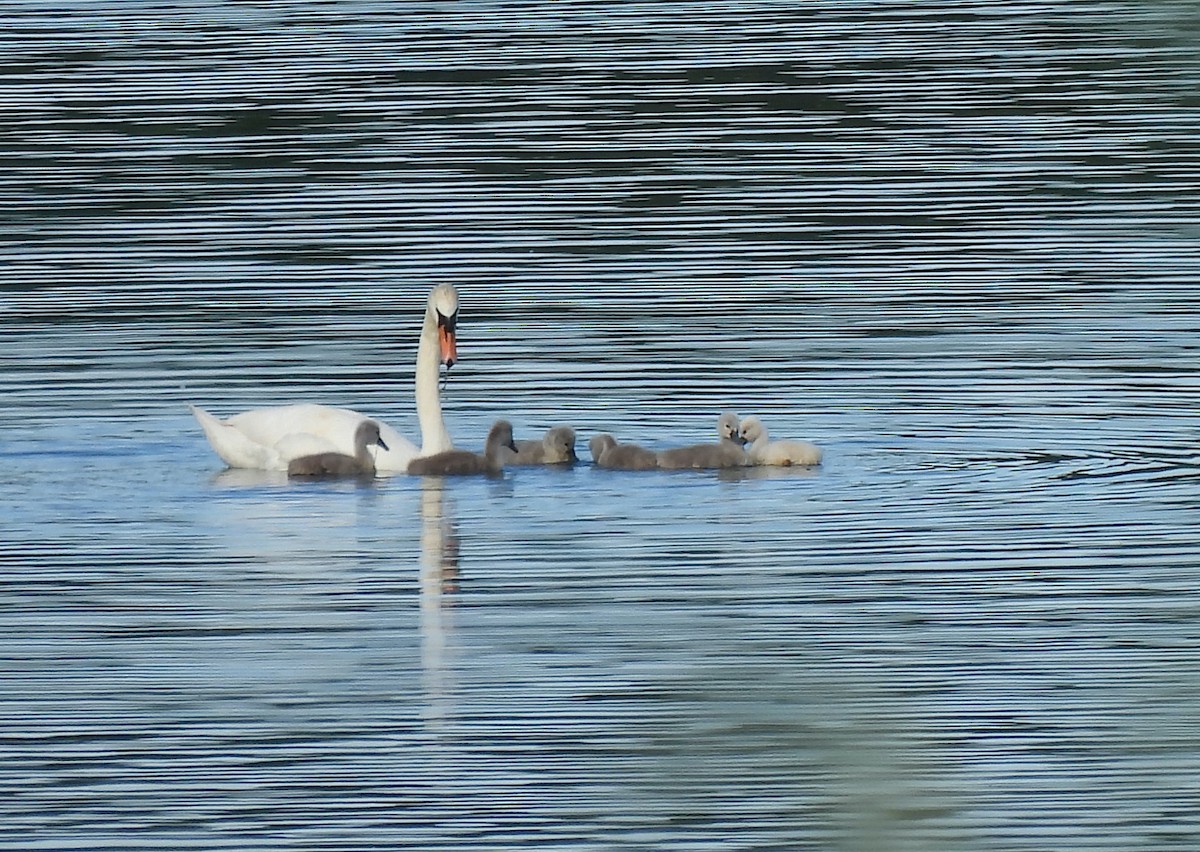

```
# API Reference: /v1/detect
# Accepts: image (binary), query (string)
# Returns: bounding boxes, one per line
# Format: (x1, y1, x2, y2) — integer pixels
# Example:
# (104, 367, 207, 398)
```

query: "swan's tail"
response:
(189, 404, 222, 443)
(189, 403, 279, 469)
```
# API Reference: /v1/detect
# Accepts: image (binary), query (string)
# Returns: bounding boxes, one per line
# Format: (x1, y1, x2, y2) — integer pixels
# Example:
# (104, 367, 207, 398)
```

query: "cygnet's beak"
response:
(376, 435, 390, 452)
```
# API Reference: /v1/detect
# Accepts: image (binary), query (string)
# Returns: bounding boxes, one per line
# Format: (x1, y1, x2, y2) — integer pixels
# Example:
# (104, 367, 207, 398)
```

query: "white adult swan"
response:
(190, 284, 459, 472)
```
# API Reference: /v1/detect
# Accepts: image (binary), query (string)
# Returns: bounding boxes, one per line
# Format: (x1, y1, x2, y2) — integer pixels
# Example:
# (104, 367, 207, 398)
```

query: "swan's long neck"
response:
(415, 309, 452, 454)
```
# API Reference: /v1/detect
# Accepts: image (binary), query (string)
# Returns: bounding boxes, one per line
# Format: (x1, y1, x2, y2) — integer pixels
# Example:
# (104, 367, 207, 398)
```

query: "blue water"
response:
(3, 1, 1200, 849)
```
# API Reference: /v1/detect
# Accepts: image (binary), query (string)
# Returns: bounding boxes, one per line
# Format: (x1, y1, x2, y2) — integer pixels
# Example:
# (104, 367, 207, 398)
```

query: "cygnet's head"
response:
(738, 416, 766, 444)
(589, 433, 617, 462)
(356, 419, 388, 451)
(486, 419, 518, 455)
(545, 426, 578, 462)
(717, 411, 743, 444)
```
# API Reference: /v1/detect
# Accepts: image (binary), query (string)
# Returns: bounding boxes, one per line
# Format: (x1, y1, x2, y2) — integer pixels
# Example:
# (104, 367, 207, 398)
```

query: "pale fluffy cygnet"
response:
(738, 416, 822, 467)
(589, 433, 659, 471)
(407, 419, 518, 478)
(503, 425, 578, 465)
(288, 419, 388, 478)
(656, 411, 748, 470)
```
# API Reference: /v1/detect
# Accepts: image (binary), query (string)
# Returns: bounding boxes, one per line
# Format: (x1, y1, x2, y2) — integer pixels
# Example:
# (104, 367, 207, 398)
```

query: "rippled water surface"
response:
(3, 1, 1200, 849)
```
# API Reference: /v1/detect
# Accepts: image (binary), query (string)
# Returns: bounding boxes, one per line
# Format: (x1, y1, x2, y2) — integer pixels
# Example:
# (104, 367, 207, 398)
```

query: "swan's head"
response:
(738, 416, 766, 444)
(589, 433, 617, 462)
(356, 419, 389, 452)
(428, 284, 459, 368)
(717, 411, 743, 444)
(544, 426, 578, 463)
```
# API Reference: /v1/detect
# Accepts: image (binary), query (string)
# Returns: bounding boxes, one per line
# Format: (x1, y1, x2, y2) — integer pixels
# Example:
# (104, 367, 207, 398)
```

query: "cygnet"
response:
(738, 416, 822, 466)
(407, 419, 518, 478)
(589, 433, 659, 471)
(503, 425, 578, 465)
(656, 411, 748, 470)
(288, 419, 388, 479)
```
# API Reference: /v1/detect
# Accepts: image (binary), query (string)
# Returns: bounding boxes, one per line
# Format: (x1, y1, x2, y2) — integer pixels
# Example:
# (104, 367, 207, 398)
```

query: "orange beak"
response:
(438, 322, 457, 368)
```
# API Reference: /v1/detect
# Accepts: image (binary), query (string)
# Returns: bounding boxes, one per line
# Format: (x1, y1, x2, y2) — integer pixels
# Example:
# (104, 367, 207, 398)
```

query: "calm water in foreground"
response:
(3, 1, 1200, 849)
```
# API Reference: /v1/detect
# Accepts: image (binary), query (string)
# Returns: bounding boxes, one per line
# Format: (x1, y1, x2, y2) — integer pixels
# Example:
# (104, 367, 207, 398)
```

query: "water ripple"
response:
(3, 1, 1200, 850)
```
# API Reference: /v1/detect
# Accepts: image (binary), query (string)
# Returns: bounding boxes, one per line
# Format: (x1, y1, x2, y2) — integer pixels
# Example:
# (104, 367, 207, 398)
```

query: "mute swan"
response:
(739, 416, 822, 466)
(408, 419, 517, 478)
(503, 426, 578, 465)
(288, 420, 388, 479)
(589, 433, 659, 471)
(657, 411, 748, 470)
(190, 284, 459, 472)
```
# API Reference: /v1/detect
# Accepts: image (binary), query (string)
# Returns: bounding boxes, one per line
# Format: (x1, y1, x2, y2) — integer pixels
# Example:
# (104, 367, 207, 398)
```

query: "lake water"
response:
(3, 1, 1200, 849)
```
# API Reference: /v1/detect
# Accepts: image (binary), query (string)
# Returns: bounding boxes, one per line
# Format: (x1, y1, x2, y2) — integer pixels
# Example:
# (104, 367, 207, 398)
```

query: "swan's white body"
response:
(191, 285, 458, 473)
(739, 416, 822, 467)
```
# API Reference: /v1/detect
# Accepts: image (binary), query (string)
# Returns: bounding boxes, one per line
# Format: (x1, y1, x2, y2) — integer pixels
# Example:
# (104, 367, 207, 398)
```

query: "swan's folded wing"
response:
(273, 432, 339, 462)
(226, 403, 352, 448)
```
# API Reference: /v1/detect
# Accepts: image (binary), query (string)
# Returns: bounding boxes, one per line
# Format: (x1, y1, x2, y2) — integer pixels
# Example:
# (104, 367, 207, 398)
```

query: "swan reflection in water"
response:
(419, 477, 461, 728)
